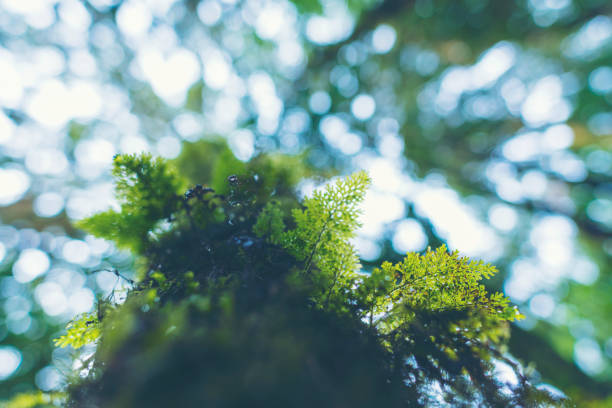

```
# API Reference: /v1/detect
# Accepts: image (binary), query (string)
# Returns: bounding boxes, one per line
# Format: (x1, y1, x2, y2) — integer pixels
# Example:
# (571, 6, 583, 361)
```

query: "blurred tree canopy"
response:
(0, 0, 611, 405)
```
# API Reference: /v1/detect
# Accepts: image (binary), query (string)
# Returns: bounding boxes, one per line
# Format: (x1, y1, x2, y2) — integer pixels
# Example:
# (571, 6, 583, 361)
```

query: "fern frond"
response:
(282, 171, 371, 307)
(54, 312, 100, 349)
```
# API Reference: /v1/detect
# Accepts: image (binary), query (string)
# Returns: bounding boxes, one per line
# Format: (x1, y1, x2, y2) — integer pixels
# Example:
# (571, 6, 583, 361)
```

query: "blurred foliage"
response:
(0, 391, 63, 408)
(0, 0, 611, 405)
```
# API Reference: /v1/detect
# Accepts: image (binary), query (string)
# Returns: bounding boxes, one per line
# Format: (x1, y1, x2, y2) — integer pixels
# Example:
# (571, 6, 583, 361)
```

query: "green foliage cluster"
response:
(0, 391, 64, 408)
(361, 248, 522, 333)
(76, 154, 187, 252)
(261, 171, 369, 308)
(53, 312, 100, 350)
(51, 149, 567, 407)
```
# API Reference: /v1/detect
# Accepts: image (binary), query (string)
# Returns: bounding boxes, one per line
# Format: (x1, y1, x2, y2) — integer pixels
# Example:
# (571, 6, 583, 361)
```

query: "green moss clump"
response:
(55, 146, 568, 407)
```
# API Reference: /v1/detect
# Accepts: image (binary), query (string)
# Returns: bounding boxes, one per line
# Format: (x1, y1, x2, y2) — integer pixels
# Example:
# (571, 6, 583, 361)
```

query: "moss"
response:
(55, 150, 569, 407)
